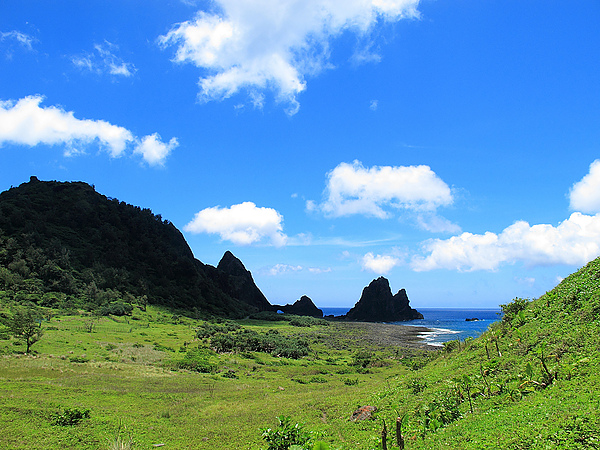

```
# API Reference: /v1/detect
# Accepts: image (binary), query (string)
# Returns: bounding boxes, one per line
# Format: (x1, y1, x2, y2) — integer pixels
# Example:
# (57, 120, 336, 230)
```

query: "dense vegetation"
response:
(1, 257, 599, 448)
(1, 178, 599, 448)
(0, 177, 262, 317)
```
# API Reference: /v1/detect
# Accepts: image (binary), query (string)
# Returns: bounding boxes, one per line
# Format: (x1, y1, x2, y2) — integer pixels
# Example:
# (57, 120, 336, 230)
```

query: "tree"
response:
(6, 307, 44, 353)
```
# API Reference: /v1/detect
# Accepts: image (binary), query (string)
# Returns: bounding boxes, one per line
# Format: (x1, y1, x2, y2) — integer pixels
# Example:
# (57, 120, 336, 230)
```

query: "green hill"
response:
(0, 177, 269, 317)
(376, 256, 600, 449)
(0, 177, 598, 449)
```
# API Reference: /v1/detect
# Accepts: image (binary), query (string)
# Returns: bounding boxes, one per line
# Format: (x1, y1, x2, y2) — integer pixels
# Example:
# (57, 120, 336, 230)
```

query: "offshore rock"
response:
(274, 295, 323, 318)
(343, 277, 423, 322)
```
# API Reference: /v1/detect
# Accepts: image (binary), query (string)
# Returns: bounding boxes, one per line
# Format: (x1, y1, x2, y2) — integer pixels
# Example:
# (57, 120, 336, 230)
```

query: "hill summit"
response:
(0, 177, 270, 317)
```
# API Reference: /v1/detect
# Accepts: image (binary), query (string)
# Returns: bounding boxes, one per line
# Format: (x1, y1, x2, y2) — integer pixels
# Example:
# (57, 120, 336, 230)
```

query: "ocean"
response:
(320, 307, 502, 347)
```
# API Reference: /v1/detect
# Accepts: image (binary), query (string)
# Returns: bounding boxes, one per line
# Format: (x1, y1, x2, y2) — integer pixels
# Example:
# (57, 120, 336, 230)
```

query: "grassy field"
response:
(2, 258, 600, 449)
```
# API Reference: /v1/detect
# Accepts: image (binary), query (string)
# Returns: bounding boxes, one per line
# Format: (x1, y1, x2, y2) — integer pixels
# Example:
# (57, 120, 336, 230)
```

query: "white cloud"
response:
(265, 263, 332, 275)
(369, 99, 378, 111)
(411, 212, 600, 272)
(1, 30, 35, 52)
(362, 252, 401, 274)
(134, 133, 179, 166)
(0, 95, 176, 165)
(72, 41, 136, 77)
(267, 264, 303, 275)
(159, 0, 420, 114)
(569, 159, 600, 214)
(318, 160, 454, 219)
(184, 202, 288, 246)
(415, 213, 461, 234)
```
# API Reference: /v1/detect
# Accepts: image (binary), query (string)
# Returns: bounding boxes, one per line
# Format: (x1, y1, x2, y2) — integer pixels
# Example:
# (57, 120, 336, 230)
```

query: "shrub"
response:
(350, 349, 372, 368)
(210, 328, 309, 359)
(500, 297, 530, 324)
(52, 406, 91, 426)
(69, 355, 89, 363)
(175, 347, 215, 373)
(261, 416, 312, 450)
(99, 302, 133, 317)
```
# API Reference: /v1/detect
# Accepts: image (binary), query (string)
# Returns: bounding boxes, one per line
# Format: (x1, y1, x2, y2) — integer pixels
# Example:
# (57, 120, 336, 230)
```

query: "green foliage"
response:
(99, 302, 133, 317)
(210, 328, 309, 359)
(0, 179, 260, 317)
(52, 406, 91, 426)
(174, 347, 215, 373)
(350, 349, 372, 368)
(4, 306, 44, 353)
(261, 416, 312, 450)
(195, 321, 241, 339)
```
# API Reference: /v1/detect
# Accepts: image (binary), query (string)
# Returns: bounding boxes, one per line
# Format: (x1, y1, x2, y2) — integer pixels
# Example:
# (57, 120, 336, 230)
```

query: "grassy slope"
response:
(1, 258, 599, 449)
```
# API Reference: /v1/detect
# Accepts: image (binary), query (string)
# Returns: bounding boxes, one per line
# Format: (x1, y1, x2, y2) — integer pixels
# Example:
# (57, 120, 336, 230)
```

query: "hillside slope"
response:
(371, 257, 600, 449)
(0, 177, 269, 316)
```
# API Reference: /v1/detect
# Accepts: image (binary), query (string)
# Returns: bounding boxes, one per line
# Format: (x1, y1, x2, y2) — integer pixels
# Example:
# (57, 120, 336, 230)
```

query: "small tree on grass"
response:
(6, 306, 44, 353)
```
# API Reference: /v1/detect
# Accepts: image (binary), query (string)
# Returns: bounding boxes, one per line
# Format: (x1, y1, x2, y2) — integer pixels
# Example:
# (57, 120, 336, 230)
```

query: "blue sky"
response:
(1, 0, 599, 309)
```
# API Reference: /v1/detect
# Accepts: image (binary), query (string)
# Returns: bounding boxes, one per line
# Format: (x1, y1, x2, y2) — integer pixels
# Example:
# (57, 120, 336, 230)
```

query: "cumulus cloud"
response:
(318, 160, 454, 219)
(71, 41, 136, 77)
(411, 212, 600, 272)
(569, 159, 600, 214)
(0, 95, 176, 165)
(159, 0, 420, 114)
(134, 133, 179, 166)
(184, 202, 288, 246)
(362, 252, 401, 274)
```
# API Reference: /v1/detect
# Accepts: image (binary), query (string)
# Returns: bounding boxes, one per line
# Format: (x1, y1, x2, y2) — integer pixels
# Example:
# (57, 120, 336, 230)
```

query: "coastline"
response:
(330, 321, 439, 350)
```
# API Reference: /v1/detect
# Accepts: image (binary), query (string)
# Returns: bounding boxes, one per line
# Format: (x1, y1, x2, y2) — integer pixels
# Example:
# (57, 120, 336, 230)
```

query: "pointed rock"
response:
(215, 251, 272, 311)
(344, 277, 423, 322)
(275, 295, 323, 317)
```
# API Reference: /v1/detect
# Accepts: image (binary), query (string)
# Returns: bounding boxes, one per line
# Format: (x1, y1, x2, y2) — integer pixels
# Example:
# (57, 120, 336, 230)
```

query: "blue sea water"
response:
(321, 307, 502, 347)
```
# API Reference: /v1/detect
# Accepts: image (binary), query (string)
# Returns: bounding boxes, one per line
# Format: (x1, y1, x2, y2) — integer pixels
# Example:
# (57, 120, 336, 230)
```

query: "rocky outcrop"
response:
(273, 295, 323, 318)
(343, 277, 423, 322)
(350, 406, 377, 421)
(211, 251, 272, 312)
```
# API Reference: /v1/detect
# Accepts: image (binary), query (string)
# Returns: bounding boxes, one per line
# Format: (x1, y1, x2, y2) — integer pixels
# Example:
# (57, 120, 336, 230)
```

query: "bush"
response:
(52, 407, 91, 426)
(350, 349, 372, 368)
(210, 328, 309, 359)
(261, 416, 312, 450)
(175, 347, 215, 373)
(500, 297, 530, 324)
(99, 302, 133, 317)
(196, 321, 240, 339)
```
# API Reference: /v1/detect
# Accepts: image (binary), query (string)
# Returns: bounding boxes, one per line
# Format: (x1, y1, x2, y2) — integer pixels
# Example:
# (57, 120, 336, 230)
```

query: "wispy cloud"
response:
(0, 95, 176, 166)
(159, 0, 420, 114)
(71, 41, 136, 78)
(263, 263, 332, 276)
(1, 30, 36, 58)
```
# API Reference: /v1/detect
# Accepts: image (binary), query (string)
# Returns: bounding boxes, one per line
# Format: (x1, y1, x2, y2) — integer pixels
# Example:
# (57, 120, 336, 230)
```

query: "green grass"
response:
(1, 257, 600, 449)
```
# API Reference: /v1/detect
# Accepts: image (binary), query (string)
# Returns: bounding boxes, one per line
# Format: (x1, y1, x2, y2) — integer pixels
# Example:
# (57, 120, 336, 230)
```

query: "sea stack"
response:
(343, 277, 423, 322)
(274, 295, 323, 318)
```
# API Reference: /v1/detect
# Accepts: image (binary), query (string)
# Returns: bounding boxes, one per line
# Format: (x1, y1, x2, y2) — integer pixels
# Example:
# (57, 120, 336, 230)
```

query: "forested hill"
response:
(0, 177, 268, 317)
